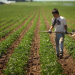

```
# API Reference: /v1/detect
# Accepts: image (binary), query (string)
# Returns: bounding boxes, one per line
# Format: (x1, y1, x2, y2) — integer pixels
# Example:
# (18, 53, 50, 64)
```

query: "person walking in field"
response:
(49, 8, 67, 58)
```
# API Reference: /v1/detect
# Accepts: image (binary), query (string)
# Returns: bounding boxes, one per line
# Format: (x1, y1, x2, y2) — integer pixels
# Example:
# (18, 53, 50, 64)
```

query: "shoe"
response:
(59, 54, 63, 59)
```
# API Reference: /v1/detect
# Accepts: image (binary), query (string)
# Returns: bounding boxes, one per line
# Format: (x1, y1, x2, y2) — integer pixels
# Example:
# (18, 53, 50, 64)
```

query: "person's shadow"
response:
(64, 51, 73, 59)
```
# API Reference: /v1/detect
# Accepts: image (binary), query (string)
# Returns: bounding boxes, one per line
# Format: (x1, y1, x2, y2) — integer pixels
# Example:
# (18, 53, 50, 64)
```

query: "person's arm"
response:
(49, 26, 54, 34)
(49, 18, 55, 33)
(50, 25, 54, 31)
(63, 18, 67, 33)
(64, 25, 67, 32)
(49, 18, 56, 31)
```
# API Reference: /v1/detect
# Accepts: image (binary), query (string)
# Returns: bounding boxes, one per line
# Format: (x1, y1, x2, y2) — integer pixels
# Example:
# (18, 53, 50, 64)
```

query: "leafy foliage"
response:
(64, 35, 75, 59)
(0, 12, 32, 38)
(0, 12, 35, 57)
(3, 12, 39, 75)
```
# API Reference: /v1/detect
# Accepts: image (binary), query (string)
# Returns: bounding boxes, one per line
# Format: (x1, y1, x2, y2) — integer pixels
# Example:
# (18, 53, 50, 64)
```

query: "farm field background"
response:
(0, 1, 75, 75)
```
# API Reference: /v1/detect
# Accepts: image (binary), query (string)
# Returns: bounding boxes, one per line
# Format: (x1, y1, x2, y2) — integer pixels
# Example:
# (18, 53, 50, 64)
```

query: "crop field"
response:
(0, 1, 75, 75)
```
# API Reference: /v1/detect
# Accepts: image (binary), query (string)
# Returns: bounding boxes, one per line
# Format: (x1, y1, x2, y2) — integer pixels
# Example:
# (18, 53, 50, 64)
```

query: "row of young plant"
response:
(64, 35, 75, 59)
(0, 19, 14, 27)
(59, 9, 75, 23)
(66, 21, 75, 29)
(0, 11, 27, 24)
(44, 11, 75, 59)
(43, 11, 55, 32)
(0, 19, 5, 23)
(0, 16, 15, 25)
(0, 12, 33, 39)
(0, 11, 31, 31)
(3, 12, 39, 75)
(0, 5, 35, 23)
(0, 18, 19, 32)
(0, 12, 25, 27)
(39, 12, 66, 75)
(0, 6, 33, 25)
(0, 12, 36, 57)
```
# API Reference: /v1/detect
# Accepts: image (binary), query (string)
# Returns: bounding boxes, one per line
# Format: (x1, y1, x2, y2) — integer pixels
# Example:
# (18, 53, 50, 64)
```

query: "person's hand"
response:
(49, 30, 52, 34)
(65, 31, 68, 34)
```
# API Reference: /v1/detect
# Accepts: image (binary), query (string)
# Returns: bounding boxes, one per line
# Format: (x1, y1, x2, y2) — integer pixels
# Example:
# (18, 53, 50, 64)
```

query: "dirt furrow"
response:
(26, 12, 41, 75)
(72, 19, 75, 21)
(42, 12, 75, 75)
(0, 12, 34, 42)
(0, 12, 37, 75)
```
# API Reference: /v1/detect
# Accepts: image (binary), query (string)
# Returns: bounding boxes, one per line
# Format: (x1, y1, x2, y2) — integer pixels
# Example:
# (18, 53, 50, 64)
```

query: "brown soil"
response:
(72, 19, 75, 21)
(0, 12, 36, 75)
(0, 12, 34, 42)
(42, 12, 75, 75)
(26, 12, 41, 75)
